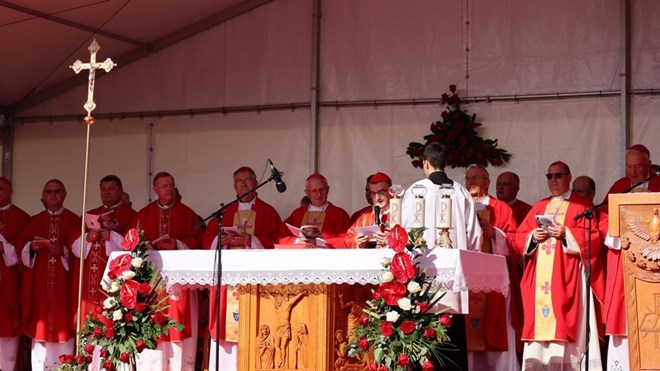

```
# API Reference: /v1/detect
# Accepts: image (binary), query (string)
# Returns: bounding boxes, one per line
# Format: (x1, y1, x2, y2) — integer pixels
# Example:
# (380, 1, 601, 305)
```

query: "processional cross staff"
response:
(70, 38, 116, 124)
(69, 38, 116, 353)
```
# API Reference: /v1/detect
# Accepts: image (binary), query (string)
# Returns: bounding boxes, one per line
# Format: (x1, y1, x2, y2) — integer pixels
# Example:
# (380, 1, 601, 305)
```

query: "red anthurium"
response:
(387, 225, 408, 252)
(121, 228, 140, 251)
(119, 279, 141, 310)
(390, 252, 416, 283)
(379, 281, 407, 306)
(108, 254, 132, 279)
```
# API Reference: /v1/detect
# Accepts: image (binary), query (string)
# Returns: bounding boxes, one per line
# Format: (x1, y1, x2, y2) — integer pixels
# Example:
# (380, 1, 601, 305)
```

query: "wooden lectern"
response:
(609, 193, 660, 370)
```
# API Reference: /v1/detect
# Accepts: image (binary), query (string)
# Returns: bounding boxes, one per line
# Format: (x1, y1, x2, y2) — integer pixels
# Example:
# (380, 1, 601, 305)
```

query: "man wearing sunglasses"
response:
(516, 161, 604, 370)
(601, 144, 660, 371)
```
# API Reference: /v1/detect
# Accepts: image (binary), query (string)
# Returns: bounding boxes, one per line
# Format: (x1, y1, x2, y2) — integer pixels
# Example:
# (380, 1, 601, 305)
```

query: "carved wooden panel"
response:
(236, 283, 375, 371)
(619, 204, 660, 370)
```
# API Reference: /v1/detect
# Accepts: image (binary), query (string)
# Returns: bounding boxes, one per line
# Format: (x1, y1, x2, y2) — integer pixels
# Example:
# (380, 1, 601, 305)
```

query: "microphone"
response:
(374, 206, 381, 226)
(268, 159, 287, 193)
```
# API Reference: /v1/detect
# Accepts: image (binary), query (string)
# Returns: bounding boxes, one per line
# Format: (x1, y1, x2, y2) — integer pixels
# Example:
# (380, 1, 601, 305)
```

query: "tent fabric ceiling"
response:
(0, 0, 270, 110)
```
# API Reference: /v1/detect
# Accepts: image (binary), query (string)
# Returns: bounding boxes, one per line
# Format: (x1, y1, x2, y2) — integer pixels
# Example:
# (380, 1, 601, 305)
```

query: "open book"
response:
(85, 210, 119, 230)
(536, 214, 556, 231)
(286, 223, 322, 240)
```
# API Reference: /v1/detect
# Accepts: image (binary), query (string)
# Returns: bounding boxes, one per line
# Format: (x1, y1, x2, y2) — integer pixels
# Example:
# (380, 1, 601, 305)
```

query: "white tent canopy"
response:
(2, 0, 659, 220)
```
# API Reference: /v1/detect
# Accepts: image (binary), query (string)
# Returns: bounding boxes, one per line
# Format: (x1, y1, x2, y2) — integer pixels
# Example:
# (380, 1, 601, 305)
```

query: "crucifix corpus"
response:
(70, 38, 116, 125)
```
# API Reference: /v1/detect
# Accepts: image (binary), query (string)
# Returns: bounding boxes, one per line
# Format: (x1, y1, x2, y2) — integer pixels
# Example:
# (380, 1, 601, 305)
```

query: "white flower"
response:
(103, 297, 116, 309)
(112, 309, 123, 321)
(108, 281, 120, 293)
(381, 271, 394, 283)
(407, 281, 421, 294)
(122, 270, 136, 280)
(386, 310, 400, 322)
(397, 297, 413, 311)
(131, 257, 143, 268)
(379, 256, 391, 268)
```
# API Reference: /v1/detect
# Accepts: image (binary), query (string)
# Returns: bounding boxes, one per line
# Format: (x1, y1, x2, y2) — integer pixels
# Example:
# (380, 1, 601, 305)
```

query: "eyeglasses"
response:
(306, 187, 328, 194)
(545, 173, 567, 180)
(44, 189, 63, 194)
(369, 190, 389, 198)
(234, 178, 256, 185)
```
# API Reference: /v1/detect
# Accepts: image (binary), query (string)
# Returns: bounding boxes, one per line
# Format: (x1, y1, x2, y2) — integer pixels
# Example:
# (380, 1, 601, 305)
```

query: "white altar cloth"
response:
(104, 248, 509, 314)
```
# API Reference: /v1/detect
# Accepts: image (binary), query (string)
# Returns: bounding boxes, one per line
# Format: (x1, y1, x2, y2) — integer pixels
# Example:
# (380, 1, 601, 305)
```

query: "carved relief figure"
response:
(339, 293, 364, 343)
(274, 291, 305, 368)
(334, 329, 348, 370)
(255, 324, 275, 369)
(294, 322, 308, 369)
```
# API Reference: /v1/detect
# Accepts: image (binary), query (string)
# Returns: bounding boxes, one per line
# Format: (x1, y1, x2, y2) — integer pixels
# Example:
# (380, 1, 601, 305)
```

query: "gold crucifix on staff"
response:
(69, 38, 116, 355)
(70, 38, 116, 125)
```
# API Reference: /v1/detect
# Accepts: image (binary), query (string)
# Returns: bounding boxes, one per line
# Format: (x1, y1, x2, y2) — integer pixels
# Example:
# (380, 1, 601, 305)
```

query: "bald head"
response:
(496, 171, 520, 202)
(572, 175, 596, 201)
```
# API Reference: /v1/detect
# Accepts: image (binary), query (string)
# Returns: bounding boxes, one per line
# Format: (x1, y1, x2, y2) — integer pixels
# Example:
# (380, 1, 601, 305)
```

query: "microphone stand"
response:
(196, 173, 279, 371)
(572, 170, 659, 370)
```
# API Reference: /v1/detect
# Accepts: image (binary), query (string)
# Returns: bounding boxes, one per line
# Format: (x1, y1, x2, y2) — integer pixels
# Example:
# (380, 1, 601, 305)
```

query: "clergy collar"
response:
(474, 195, 491, 207)
(157, 200, 175, 210)
(506, 198, 519, 207)
(0, 203, 10, 211)
(238, 198, 256, 210)
(428, 171, 454, 186)
(47, 207, 64, 215)
(551, 190, 572, 201)
(308, 202, 328, 212)
(103, 201, 123, 210)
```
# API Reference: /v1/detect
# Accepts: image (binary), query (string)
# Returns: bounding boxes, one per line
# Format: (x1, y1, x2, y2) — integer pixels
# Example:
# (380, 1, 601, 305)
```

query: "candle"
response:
(389, 197, 402, 228)
(436, 195, 452, 228)
(412, 196, 425, 228)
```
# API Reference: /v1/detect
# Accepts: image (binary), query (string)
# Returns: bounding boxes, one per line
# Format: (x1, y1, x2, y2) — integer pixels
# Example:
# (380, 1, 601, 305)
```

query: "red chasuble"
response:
(72, 203, 137, 325)
(515, 193, 602, 342)
(344, 208, 388, 248)
(509, 199, 533, 226)
(280, 203, 351, 248)
(0, 205, 30, 337)
(202, 198, 283, 341)
(131, 201, 202, 341)
(467, 197, 519, 352)
(20, 209, 81, 342)
(602, 177, 660, 335)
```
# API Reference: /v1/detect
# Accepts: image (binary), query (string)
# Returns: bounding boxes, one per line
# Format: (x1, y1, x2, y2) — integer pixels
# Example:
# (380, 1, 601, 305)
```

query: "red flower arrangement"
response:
(406, 84, 511, 168)
(347, 225, 452, 370)
(57, 228, 182, 370)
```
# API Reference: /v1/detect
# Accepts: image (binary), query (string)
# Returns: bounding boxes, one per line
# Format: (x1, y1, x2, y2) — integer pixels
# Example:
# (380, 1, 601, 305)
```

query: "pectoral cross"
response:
(70, 39, 116, 125)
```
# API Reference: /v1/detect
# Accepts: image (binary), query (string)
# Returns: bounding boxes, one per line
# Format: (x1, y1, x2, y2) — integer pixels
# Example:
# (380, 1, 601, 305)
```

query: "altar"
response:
(105, 248, 509, 370)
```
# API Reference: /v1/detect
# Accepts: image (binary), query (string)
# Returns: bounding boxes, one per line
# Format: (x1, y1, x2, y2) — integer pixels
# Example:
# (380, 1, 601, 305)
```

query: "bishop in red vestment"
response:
(465, 165, 521, 370)
(345, 172, 392, 248)
(281, 173, 350, 248)
(202, 166, 283, 371)
(19, 179, 81, 370)
(0, 177, 30, 371)
(496, 171, 533, 225)
(72, 175, 137, 327)
(516, 162, 603, 370)
(131, 172, 202, 371)
(601, 144, 660, 371)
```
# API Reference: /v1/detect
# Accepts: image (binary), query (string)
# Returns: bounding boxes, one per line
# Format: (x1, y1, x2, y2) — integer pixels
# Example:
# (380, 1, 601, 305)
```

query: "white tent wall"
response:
(9, 0, 660, 220)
